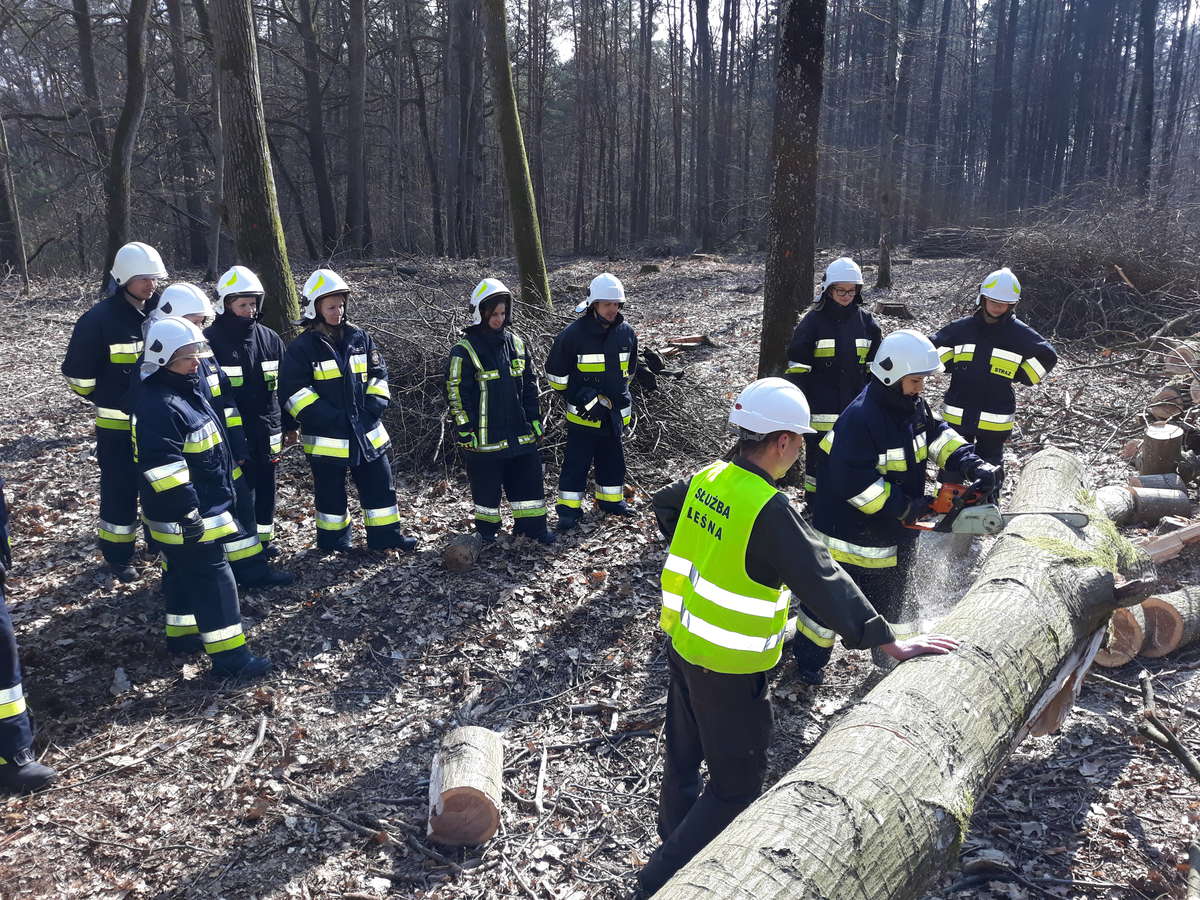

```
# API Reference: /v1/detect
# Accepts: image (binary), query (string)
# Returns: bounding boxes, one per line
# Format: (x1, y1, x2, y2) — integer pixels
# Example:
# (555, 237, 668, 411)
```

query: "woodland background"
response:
(0, 0, 1198, 278)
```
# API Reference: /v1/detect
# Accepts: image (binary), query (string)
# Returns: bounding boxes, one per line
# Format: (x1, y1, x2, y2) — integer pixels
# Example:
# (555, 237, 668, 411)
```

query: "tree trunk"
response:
(101, 0, 152, 288)
(1159, 0, 1191, 193)
(189, 0, 223, 282)
(658, 448, 1123, 899)
(0, 113, 29, 292)
(693, 0, 713, 250)
(296, 0, 339, 254)
(1132, 0, 1157, 195)
(165, 0, 207, 265)
(873, 0, 898, 290)
(1142, 588, 1200, 658)
(70, 0, 110, 163)
(427, 726, 503, 846)
(344, 0, 369, 253)
(403, 0, 444, 256)
(1096, 484, 1135, 526)
(916, 0, 952, 232)
(480, 0, 552, 310)
(984, 0, 1017, 209)
(757, 0, 825, 378)
(891, 0, 925, 241)
(211, 0, 301, 336)
(1140, 422, 1184, 476)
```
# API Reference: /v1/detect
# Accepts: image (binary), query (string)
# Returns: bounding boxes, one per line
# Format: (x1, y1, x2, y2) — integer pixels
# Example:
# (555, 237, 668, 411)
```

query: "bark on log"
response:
(427, 726, 503, 845)
(658, 448, 1120, 900)
(1129, 473, 1187, 492)
(1141, 588, 1200, 658)
(1094, 605, 1147, 667)
(1130, 487, 1193, 524)
(1141, 423, 1184, 476)
(441, 533, 482, 572)
(1096, 485, 1135, 527)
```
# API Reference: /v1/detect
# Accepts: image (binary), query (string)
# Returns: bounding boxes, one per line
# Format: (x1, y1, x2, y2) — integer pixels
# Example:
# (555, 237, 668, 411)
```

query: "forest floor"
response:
(0, 252, 1195, 900)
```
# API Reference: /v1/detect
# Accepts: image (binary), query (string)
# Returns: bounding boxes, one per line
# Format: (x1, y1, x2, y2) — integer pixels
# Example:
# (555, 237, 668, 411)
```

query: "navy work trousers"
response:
(465, 451, 549, 538)
(556, 424, 626, 521)
(96, 427, 139, 565)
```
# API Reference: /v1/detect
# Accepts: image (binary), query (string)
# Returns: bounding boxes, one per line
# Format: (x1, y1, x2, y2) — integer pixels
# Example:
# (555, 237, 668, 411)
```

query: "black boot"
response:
(0, 749, 56, 793)
(109, 563, 138, 583)
(368, 534, 418, 552)
(240, 568, 295, 590)
(208, 650, 272, 682)
(603, 502, 637, 518)
(166, 634, 204, 655)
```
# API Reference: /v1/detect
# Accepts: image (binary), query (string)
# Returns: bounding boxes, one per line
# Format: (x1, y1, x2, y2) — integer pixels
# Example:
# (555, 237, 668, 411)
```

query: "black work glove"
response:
(635, 368, 659, 392)
(968, 461, 1001, 495)
(181, 509, 207, 544)
(575, 387, 604, 421)
(900, 495, 935, 526)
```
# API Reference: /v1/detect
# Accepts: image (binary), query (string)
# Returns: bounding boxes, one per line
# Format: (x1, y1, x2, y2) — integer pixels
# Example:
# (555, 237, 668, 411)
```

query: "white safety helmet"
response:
(154, 282, 214, 322)
(575, 272, 626, 313)
(140, 316, 212, 381)
(111, 241, 168, 287)
(869, 329, 945, 386)
(300, 268, 351, 322)
(729, 377, 815, 437)
(979, 267, 1021, 304)
(217, 265, 265, 302)
(470, 278, 513, 326)
(819, 256, 864, 293)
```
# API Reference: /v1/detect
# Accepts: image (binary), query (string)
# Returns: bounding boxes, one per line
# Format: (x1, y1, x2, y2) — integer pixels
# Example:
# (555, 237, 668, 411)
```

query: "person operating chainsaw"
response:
(795, 330, 997, 681)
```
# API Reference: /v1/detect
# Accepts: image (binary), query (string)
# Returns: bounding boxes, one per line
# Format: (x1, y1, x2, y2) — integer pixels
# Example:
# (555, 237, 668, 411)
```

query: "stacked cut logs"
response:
(1093, 588, 1200, 667)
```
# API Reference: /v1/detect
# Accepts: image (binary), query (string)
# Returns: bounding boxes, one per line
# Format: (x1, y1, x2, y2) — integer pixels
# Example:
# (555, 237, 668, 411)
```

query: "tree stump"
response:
(1094, 605, 1147, 667)
(1140, 422, 1184, 476)
(442, 533, 483, 572)
(1130, 487, 1193, 524)
(427, 726, 503, 846)
(1096, 485, 1135, 526)
(657, 448, 1124, 900)
(1141, 588, 1200, 658)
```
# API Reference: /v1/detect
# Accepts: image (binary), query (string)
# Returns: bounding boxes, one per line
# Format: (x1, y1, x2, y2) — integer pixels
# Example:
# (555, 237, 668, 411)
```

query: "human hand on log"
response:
(880, 633, 960, 660)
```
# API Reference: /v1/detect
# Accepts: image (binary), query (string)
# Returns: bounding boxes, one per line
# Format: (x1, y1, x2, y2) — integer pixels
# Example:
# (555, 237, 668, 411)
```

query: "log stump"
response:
(1130, 487, 1193, 524)
(1094, 605, 1147, 667)
(442, 533, 483, 572)
(1129, 473, 1187, 492)
(1096, 485, 1135, 527)
(1141, 423, 1184, 476)
(1141, 588, 1200, 658)
(657, 448, 1121, 900)
(427, 726, 503, 846)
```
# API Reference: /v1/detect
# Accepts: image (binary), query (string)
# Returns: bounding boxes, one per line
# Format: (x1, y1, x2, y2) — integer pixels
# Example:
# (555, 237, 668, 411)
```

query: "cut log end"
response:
(442, 533, 483, 572)
(428, 787, 500, 846)
(1094, 606, 1147, 667)
(427, 726, 503, 846)
(1141, 598, 1185, 658)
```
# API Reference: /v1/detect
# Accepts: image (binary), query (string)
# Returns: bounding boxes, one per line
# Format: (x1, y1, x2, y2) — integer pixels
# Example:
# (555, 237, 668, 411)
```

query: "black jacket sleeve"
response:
(651, 478, 689, 539)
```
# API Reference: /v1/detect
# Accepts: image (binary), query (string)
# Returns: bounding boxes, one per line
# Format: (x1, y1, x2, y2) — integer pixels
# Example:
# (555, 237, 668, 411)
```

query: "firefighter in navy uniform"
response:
(139, 284, 292, 592)
(279, 269, 417, 553)
(0, 478, 57, 793)
(784, 256, 882, 495)
(636, 378, 958, 896)
(205, 266, 296, 557)
(447, 279, 555, 545)
(133, 317, 270, 680)
(62, 241, 167, 581)
(929, 267, 1058, 477)
(545, 273, 638, 531)
(796, 330, 998, 683)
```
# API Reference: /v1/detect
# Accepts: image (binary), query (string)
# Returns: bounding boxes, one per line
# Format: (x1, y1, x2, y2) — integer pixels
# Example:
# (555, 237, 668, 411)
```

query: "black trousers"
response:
(556, 424, 626, 520)
(224, 471, 271, 585)
(161, 541, 248, 662)
(310, 456, 403, 550)
(465, 451, 549, 537)
(96, 427, 139, 565)
(638, 644, 772, 896)
(792, 535, 919, 672)
(802, 432, 822, 494)
(0, 585, 32, 761)
(240, 453, 279, 545)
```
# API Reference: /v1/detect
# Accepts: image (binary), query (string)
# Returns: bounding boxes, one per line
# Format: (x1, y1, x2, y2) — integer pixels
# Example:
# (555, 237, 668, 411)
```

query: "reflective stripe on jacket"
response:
(205, 314, 288, 457)
(446, 326, 541, 458)
(784, 302, 882, 431)
(929, 311, 1057, 434)
(659, 461, 789, 675)
(62, 293, 148, 428)
(545, 313, 638, 432)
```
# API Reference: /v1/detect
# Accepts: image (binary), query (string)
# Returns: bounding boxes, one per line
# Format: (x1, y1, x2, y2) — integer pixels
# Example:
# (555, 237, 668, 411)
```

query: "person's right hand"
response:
(900, 495, 935, 525)
(181, 510, 207, 544)
(880, 633, 960, 661)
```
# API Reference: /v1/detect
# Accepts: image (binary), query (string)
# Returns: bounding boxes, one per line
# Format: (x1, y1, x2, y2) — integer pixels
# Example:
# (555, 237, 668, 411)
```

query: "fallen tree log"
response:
(427, 726, 503, 845)
(658, 448, 1137, 900)
(1130, 472, 1188, 491)
(1141, 588, 1200, 658)
(1096, 485, 1135, 526)
(1094, 605, 1147, 667)
(1130, 486, 1193, 524)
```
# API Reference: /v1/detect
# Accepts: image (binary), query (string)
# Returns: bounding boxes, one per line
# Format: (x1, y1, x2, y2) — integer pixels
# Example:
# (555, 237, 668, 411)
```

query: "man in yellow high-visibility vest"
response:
(636, 377, 959, 896)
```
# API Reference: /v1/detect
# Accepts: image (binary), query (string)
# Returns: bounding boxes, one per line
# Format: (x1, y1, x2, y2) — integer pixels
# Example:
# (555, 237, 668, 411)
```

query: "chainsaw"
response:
(905, 481, 1090, 535)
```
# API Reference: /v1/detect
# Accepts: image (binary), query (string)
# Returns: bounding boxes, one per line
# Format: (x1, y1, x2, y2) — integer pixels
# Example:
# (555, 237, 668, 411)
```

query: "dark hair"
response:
(736, 429, 793, 457)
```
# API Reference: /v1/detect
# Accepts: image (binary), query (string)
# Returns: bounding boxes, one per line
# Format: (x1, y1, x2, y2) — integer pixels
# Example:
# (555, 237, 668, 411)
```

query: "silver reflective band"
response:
(663, 553, 691, 576)
(0, 684, 23, 705)
(679, 608, 785, 654)
(96, 407, 130, 422)
(201, 624, 243, 643)
(510, 500, 545, 510)
(597, 485, 623, 495)
(661, 590, 683, 611)
(474, 505, 500, 516)
(849, 478, 888, 509)
(979, 410, 1014, 425)
(991, 348, 1022, 364)
(559, 490, 585, 500)
(222, 366, 244, 379)
(166, 613, 198, 626)
(819, 533, 896, 560)
(99, 519, 137, 535)
(223, 535, 259, 552)
(690, 571, 786, 618)
(547, 373, 569, 386)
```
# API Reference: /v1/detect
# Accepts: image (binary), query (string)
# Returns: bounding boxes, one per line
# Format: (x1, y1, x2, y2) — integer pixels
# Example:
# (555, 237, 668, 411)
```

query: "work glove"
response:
(575, 387, 604, 421)
(967, 461, 1001, 495)
(181, 509, 207, 544)
(635, 368, 659, 392)
(456, 428, 478, 449)
(899, 495, 935, 526)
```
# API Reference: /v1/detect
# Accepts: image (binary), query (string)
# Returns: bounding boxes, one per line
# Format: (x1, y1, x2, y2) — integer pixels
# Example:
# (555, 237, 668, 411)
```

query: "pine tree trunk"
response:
(0, 113, 29, 292)
(480, 0, 552, 310)
(165, 0, 207, 265)
(916, 0, 952, 231)
(296, 0, 339, 254)
(1133, 0, 1157, 195)
(1159, 0, 1191, 192)
(694, 0, 714, 250)
(70, 0, 109, 163)
(101, 0, 152, 288)
(211, 0, 301, 335)
(344, 0, 369, 252)
(758, 0, 825, 378)
(403, 0, 445, 256)
(873, 0, 898, 290)
(657, 448, 1122, 899)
